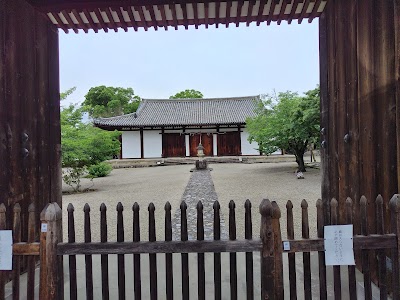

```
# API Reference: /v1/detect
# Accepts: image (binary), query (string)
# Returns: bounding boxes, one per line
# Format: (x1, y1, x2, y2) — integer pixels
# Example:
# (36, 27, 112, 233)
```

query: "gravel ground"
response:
(62, 161, 321, 242)
(62, 165, 192, 242)
(211, 162, 321, 239)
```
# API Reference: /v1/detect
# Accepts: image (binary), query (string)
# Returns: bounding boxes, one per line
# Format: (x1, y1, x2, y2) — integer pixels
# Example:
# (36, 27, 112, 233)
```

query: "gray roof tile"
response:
(94, 96, 259, 128)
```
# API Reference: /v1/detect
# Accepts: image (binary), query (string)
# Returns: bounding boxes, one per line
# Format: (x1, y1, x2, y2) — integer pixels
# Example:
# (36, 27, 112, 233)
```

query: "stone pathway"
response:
(172, 169, 228, 240)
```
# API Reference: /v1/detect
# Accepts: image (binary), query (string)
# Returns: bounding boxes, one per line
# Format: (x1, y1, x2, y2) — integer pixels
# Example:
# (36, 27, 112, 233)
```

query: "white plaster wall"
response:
(122, 131, 141, 158)
(185, 135, 190, 156)
(241, 128, 260, 155)
(213, 134, 218, 156)
(143, 130, 162, 158)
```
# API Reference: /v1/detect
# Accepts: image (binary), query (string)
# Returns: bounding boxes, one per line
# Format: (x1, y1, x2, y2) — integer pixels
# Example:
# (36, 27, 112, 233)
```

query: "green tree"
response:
(82, 86, 141, 118)
(246, 87, 320, 172)
(169, 89, 203, 99)
(61, 88, 120, 192)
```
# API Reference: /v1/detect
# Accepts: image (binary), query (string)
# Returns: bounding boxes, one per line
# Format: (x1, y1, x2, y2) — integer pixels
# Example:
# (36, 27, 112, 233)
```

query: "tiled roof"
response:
(94, 96, 259, 128)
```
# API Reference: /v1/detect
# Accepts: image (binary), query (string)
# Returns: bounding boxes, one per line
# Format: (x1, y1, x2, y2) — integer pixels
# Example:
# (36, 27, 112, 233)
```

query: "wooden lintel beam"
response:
(57, 234, 397, 255)
(192, 2, 199, 28)
(83, 8, 99, 32)
(13, 243, 40, 256)
(71, 9, 90, 32)
(308, 0, 322, 23)
(93, 8, 109, 32)
(297, 0, 312, 24)
(61, 10, 79, 33)
(124, 6, 139, 31)
(158, 4, 168, 30)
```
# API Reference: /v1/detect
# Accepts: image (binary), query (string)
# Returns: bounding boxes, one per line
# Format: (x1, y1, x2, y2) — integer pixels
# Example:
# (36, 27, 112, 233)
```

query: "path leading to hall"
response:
(171, 169, 228, 240)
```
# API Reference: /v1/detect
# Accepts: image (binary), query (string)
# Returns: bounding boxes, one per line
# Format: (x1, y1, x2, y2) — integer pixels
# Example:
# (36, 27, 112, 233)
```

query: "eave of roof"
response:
(29, 0, 328, 33)
(94, 96, 260, 129)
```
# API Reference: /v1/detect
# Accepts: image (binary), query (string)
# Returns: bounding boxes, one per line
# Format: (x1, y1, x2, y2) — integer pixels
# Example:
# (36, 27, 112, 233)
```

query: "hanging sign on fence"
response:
(324, 224, 355, 266)
(0, 230, 13, 270)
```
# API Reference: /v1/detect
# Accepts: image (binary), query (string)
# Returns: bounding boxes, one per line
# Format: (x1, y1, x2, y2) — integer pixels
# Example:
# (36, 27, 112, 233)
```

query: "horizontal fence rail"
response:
(59, 194, 400, 300)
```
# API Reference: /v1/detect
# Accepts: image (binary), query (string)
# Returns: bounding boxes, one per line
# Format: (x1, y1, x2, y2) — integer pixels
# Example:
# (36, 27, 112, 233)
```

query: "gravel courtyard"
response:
(62, 161, 321, 242)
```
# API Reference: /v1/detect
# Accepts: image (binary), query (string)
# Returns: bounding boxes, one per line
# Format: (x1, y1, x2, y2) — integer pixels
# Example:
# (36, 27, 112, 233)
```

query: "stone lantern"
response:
(195, 143, 207, 170)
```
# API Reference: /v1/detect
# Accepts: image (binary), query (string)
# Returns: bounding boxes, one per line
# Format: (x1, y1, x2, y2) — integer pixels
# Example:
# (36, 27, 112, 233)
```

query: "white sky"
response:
(59, 21, 319, 105)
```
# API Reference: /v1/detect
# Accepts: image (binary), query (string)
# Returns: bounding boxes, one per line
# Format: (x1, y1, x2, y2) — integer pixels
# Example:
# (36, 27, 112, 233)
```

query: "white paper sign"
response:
(283, 241, 290, 251)
(41, 223, 48, 233)
(0, 230, 13, 270)
(324, 225, 355, 266)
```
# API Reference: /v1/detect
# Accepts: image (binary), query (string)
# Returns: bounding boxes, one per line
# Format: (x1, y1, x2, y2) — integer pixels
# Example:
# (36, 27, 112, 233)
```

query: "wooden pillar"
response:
(0, 0, 61, 236)
(395, 0, 400, 193)
(140, 128, 144, 159)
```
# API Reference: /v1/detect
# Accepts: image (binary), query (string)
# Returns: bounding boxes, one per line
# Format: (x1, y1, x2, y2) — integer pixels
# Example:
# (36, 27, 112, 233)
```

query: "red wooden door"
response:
(217, 132, 241, 156)
(163, 134, 185, 157)
(189, 134, 213, 156)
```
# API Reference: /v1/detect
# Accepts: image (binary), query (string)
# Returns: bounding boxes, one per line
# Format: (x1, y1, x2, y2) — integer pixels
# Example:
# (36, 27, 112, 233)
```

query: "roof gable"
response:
(94, 96, 260, 129)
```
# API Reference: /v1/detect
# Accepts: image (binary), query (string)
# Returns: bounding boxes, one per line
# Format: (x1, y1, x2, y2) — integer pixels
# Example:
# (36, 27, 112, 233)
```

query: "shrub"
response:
(88, 162, 113, 178)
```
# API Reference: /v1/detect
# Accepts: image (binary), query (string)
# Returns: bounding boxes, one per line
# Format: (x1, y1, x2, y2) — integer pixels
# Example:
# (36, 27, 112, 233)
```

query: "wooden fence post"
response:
(272, 201, 284, 300)
(40, 203, 63, 300)
(390, 194, 400, 299)
(260, 199, 274, 300)
(0, 203, 6, 300)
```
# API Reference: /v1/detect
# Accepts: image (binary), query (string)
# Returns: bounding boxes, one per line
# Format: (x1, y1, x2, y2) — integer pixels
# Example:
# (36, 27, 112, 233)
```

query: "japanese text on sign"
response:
(324, 225, 355, 266)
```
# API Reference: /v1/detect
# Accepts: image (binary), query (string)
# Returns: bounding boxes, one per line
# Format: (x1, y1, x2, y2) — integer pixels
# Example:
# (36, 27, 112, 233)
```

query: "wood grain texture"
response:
(286, 200, 297, 300)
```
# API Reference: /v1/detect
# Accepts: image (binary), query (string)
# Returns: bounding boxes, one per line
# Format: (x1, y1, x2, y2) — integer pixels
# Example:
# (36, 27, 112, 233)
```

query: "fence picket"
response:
(117, 202, 126, 300)
(316, 199, 327, 300)
(229, 200, 238, 300)
(345, 198, 357, 300)
(180, 201, 189, 299)
(197, 201, 205, 300)
(26, 203, 36, 300)
(360, 196, 372, 300)
(272, 201, 283, 300)
(301, 200, 311, 300)
(133, 202, 142, 300)
(12, 203, 21, 300)
(330, 198, 341, 300)
(164, 202, 173, 300)
(0, 203, 6, 300)
(148, 203, 157, 300)
(67, 204, 78, 300)
(244, 200, 253, 300)
(100, 203, 109, 300)
(286, 200, 297, 300)
(390, 194, 400, 299)
(213, 200, 222, 300)
(375, 195, 387, 299)
(84, 203, 94, 300)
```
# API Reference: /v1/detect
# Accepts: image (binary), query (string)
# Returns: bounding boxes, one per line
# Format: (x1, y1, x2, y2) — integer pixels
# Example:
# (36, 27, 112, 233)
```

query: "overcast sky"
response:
(59, 21, 319, 105)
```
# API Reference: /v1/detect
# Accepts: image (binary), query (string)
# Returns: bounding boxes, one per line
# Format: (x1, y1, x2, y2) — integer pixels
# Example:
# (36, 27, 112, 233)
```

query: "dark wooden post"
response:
(260, 199, 274, 300)
(40, 202, 63, 300)
(390, 194, 400, 299)
(140, 128, 144, 159)
(0, 203, 6, 300)
(272, 201, 283, 300)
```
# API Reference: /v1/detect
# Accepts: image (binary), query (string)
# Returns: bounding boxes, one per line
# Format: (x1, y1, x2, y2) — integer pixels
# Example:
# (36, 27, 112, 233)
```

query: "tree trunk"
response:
(295, 152, 306, 172)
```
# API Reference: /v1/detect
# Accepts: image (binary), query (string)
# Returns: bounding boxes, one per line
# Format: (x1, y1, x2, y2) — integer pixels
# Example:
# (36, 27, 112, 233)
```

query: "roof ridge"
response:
(142, 95, 259, 102)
